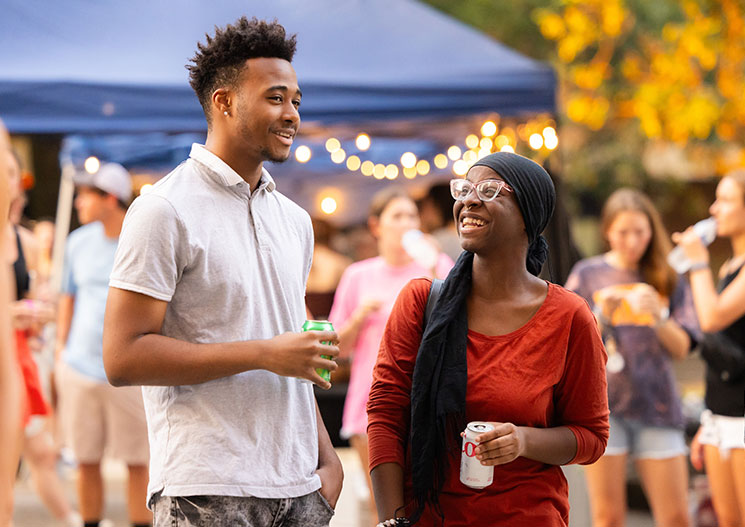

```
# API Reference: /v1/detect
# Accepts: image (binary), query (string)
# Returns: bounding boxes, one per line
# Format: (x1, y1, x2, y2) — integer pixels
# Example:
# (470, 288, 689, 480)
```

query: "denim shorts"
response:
(151, 490, 334, 527)
(604, 415, 687, 459)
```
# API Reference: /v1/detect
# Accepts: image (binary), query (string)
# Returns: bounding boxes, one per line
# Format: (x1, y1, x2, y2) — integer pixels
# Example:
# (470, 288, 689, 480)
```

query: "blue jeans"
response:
(151, 491, 335, 527)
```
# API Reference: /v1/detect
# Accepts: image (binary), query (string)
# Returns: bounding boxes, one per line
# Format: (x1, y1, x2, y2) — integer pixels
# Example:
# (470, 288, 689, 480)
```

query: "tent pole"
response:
(49, 158, 75, 294)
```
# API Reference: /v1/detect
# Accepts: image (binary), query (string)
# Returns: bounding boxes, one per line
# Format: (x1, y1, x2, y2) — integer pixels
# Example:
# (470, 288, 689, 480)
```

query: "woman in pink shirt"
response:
(329, 188, 453, 520)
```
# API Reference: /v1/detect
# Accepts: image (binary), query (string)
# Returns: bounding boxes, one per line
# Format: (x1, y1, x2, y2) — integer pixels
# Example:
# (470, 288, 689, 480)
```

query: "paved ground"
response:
(12, 447, 656, 527)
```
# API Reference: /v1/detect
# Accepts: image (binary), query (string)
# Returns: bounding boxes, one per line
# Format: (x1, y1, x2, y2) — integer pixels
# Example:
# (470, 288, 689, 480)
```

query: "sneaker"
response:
(63, 511, 82, 527)
(99, 520, 115, 527)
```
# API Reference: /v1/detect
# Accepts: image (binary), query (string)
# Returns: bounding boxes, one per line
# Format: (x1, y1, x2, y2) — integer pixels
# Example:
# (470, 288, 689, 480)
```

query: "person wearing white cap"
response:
(55, 162, 150, 527)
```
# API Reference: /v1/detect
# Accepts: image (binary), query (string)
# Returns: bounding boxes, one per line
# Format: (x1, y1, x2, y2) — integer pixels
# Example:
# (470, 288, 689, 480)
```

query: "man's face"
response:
(74, 186, 109, 225)
(231, 57, 301, 164)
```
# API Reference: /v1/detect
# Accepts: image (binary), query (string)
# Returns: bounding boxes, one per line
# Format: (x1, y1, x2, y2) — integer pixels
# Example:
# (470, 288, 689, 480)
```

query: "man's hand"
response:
(262, 331, 340, 389)
(315, 460, 343, 509)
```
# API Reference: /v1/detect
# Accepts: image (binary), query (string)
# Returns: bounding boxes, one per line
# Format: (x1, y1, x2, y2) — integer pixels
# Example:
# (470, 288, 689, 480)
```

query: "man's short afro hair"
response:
(187, 17, 297, 121)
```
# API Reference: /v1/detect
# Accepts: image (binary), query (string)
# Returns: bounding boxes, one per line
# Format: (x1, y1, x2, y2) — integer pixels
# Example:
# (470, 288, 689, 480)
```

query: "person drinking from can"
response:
(367, 152, 609, 526)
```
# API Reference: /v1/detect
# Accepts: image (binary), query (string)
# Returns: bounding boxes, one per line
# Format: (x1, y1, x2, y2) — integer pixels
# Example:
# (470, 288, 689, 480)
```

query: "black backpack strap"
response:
(423, 278, 444, 330)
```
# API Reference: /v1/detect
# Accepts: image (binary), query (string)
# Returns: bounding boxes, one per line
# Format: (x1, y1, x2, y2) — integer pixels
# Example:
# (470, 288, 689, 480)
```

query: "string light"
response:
(465, 134, 479, 149)
(447, 146, 462, 161)
(355, 133, 371, 151)
(346, 155, 361, 171)
(330, 148, 346, 164)
(479, 137, 493, 151)
(385, 164, 399, 180)
(294, 145, 312, 163)
(139, 183, 153, 195)
(403, 167, 417, 179)
(320, 197, 337, 214)
(481, 121, 497, 137)
(325, 138, 341, 153)
(529, 133, 544, 150)
(544, 134, 559, 150)
(416, 159, 430, 176)
(434, 154, 449, 169)
(453, 160, 468, 176)
(84, 156, 100, 174)
(373, 164, 386, 180)
(400, 152, 417, 168)
(500, 145, 515, 153)
(361, 160, 375, 176)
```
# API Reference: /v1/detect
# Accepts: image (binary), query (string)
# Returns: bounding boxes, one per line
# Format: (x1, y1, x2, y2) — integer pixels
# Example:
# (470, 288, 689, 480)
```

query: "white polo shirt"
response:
(110, 144, 319, 502)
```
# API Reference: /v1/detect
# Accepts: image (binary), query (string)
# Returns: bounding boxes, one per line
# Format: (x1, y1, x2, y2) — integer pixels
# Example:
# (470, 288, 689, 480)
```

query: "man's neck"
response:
(101, 209, 126, 239)
(204, 133, 263, 191)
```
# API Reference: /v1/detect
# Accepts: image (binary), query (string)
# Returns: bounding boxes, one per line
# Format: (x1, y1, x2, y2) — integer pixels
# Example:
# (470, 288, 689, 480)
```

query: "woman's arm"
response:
(368, 279, 430, 522)
(673, 229, 745, 331)
(655, 318, 691, 360)
(474, 424, 577, 466)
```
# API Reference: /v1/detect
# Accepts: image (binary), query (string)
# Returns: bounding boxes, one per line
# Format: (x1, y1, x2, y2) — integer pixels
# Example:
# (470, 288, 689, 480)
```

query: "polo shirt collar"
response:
(189, 143, 276, 192)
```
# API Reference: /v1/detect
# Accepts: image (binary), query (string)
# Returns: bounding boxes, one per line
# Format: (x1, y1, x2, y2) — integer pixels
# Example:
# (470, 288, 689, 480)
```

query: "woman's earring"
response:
(223, 110, 229, 116)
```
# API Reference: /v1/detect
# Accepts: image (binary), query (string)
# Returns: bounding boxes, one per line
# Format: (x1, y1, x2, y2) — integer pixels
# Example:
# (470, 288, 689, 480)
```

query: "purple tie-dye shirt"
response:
(566, 255, 700, 429)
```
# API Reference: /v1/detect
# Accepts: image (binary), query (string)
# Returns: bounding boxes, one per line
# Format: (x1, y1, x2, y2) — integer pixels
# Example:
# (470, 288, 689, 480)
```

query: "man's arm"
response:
(102, 287, 339, 387)
(54, 293, 74, 362)
(314, 401, 343, 509)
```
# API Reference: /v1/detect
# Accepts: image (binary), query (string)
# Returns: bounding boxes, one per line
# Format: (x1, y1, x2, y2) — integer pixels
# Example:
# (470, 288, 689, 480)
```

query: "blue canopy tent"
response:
(0, 0, 554, 133)
(0, 0, 561, 283)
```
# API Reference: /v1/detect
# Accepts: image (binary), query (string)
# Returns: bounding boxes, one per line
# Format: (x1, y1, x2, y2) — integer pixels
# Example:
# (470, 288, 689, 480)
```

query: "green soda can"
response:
(302, 319, 334, 383)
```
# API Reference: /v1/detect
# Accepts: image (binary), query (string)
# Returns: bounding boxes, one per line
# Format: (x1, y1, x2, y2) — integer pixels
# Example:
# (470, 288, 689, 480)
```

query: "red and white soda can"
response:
(460, 421, 495, 489)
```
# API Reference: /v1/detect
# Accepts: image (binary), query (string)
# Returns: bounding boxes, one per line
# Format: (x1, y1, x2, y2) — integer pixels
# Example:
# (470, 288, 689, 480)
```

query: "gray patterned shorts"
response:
(151, 491, 335, 527)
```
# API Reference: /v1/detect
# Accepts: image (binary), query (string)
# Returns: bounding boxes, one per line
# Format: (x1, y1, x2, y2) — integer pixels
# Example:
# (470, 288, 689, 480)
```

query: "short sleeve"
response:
(564, 261, 591, 304)
(60, 238, 77, 296)
(328, 265, 361, 329)
(109, 194, 188, 302)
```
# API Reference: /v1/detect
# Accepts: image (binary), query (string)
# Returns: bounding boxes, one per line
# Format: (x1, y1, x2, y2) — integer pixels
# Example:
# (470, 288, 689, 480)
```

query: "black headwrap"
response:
(409, 153, 556, 523)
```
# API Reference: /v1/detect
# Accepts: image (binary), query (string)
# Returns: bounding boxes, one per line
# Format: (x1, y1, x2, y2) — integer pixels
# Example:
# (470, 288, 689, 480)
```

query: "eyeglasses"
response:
(450, 178, 512, 202)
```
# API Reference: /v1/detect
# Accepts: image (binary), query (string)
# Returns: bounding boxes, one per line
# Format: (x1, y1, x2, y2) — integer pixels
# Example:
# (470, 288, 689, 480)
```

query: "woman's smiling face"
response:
(454, 165, 525, 255)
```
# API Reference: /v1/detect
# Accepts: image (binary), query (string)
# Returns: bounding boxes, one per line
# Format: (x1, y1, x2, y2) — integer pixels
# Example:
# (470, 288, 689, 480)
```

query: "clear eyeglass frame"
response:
(449, 178, 512, 202)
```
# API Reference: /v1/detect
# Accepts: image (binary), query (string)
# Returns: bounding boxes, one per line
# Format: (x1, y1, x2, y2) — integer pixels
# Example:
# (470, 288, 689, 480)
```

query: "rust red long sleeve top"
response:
(367, 279, 609, 526)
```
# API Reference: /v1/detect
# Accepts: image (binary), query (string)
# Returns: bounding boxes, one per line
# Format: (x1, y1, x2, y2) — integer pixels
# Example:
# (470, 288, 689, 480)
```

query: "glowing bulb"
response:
(325, 138, 341, 153)
(346, 155, 361, 171)
(529, 133, 544, 150)
(453, 160, 468, 176)
(330, 148, 346, 164)
(463, 150, 477, 163)
(139, 183, 153, 195)
(416, 159, 430, 175)
(400, 152, 417, 168)
(495, 135, 510, 148)
(545, 134, 559, 150)
(479, 137, 493, 151)
(447, 146, 462, 161)
(434, 154, 449, 169)
(542, 126, 557, 138)
(385, 164, 399, 180)
(481, 121, 497, 137)
(500, 145, 515, 153)
(478, 148, 491, 159)
(294, 145, 312, 163)
(355, 133, 371, 151)
(361, 161, 375, 176)
(84, 156, 100, 174)
(465, 134, 479, 149)
(403, 167, 417, 179)
(373, 164, 386, 179)
(320, 197, 337, 215)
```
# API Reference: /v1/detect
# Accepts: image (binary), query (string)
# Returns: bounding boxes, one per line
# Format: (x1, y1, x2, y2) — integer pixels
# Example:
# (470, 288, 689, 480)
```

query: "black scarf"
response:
(409, 152, 556, 523)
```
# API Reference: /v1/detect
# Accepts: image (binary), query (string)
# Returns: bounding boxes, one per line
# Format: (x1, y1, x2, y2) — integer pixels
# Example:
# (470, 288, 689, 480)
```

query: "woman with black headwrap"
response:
(367, 152, 609, 526)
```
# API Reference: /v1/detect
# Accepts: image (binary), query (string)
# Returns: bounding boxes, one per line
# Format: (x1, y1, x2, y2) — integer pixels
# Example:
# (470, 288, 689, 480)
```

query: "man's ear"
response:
(212, 88, 232, 116)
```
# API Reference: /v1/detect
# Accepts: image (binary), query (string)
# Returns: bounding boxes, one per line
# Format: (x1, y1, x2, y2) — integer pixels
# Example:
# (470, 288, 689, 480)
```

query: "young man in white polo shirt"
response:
(103, 17, 343, 526)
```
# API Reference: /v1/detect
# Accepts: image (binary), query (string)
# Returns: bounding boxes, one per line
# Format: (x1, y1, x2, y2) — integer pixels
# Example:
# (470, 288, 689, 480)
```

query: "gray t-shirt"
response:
(110, 144, 319, 501)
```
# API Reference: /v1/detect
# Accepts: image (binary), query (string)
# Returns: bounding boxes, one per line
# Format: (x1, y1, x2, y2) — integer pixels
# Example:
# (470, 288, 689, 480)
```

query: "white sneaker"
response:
(64, 511, 82, 527)
(98, 520, 115, 527)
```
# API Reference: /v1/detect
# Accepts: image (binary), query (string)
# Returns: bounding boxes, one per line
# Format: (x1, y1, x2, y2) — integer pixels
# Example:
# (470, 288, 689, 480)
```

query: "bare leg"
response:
(77, 463, 103, 523)
(127, 464, 150, 525)
(584, 454, 628, 527)
(349, 434, 376, 527)
(635, 455, 689, 527)
(22, 428, 73, 520)
(704, 445, 742, 526)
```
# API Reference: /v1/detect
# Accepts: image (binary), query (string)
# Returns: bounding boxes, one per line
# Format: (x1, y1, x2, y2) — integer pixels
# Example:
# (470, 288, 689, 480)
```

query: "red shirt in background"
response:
(367, 278, 609, 526)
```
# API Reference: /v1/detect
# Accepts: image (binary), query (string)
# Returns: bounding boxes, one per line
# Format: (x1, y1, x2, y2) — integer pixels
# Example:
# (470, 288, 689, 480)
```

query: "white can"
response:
(460, 421, 494, 489)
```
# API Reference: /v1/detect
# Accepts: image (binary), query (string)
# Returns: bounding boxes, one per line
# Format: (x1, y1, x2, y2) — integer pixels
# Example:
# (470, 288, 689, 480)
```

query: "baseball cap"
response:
(74, 162, 133, 203)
